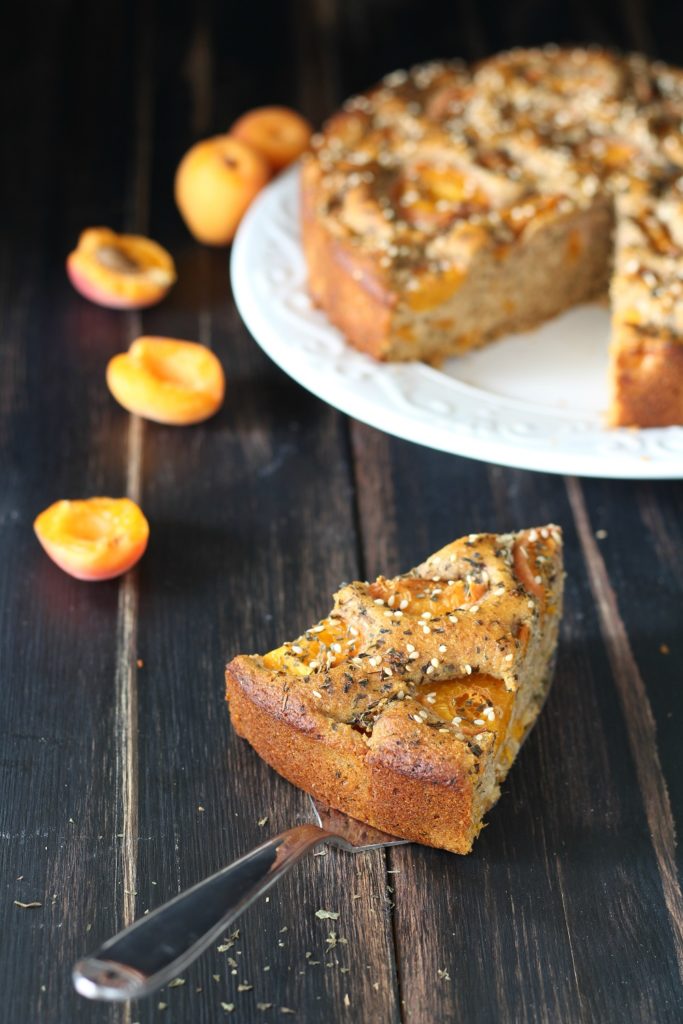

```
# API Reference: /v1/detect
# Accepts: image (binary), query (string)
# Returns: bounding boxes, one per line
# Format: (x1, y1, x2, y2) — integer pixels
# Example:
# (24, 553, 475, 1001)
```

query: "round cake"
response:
(301, 46, 683, 427)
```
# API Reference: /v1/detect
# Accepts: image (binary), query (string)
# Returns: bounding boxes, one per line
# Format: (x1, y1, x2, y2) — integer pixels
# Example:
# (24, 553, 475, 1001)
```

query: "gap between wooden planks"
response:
(112, 12, 154, 1024)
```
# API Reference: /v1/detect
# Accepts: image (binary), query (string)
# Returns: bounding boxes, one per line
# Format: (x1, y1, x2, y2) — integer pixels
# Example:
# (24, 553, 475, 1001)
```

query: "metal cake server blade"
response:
(73, 796, 407, 1002)
(310, 796, 408, 851)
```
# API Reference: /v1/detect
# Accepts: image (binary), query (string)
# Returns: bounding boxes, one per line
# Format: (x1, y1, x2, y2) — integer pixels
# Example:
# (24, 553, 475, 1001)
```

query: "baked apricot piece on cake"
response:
(226, 526, 563, 854)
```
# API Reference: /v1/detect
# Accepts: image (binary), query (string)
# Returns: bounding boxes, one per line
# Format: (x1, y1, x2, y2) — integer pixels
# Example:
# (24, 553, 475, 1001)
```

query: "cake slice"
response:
(226, 526, 563, 854)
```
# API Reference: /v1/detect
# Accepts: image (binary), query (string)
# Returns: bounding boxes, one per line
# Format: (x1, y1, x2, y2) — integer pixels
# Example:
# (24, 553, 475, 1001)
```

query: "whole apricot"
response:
(230, 106, 312, 171)
(66, 228, 176, 309)
(34, 497, 149, 581)
(174, 135, 270, 245)
(106, 336, 225, 425)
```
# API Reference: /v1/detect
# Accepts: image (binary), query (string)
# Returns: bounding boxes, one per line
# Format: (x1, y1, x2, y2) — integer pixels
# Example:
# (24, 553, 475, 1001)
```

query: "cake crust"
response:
(226, 527, 564, 854)
(301, 159, 396, 359)
(609, 324, 683, 427)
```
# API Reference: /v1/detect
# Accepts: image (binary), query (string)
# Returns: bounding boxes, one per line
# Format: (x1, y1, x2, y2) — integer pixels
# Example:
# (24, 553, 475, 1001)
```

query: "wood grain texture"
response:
(566, 477, 683, 975)
(0, 1, 682, 1022)
(123, 4, 399, 1023)
(350, 428, 683, 1023)
(0, 3, 139, 1023)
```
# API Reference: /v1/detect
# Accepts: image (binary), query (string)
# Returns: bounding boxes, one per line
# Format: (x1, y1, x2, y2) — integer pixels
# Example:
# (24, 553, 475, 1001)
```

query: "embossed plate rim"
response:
(231, 167, 683, 480)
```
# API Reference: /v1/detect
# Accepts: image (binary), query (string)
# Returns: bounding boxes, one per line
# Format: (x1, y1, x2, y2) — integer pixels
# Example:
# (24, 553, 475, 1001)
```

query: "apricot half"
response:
(34, 497, 149, 581)
(67, 228, 176, 309)
(106, 337, 225, 425)
(174, 135, 270, 245)
(230, 106, 312, 171)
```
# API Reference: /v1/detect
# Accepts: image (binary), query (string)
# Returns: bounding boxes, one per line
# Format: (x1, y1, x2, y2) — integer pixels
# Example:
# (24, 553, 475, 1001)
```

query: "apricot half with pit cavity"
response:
(34, 497, 149, 581)
(174, 135, 270, 245)
(106, 336, 226, 425)
(230, 106, 312, 171)
(66, 228, 176, 309)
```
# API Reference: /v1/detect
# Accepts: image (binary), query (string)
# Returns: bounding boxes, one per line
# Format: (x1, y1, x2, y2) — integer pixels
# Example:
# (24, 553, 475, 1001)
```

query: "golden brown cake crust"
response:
(302, 46, 683, 426)
(609, 324, 683, 427)
(609, 184, 683, 426)
(301, 160, 396, 359)
(226, 657, 477, 852)
(226, 526, 564, 854)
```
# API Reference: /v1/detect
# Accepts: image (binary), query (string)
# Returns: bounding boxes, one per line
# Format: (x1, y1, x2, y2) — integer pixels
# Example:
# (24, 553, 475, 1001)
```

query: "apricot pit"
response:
(67, 228, 176, 309)
(34, 497, 149, 581)
(230, 106, 312, 171)
(106, 336, 226, 425)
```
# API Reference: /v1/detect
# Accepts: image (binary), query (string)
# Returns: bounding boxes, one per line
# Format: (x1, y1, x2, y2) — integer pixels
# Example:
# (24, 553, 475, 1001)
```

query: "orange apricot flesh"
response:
(368, 574, 488, 616)
(106, 337, 225, 425)
(264, 616, 362, 676)
(415, 674, 515, 749)
(512, 529, 555, 612)
(174, 135, 270, 245)
(230, 106, 312, 171)
(66, 228, 176, 309)
(34, 497, 149, 581)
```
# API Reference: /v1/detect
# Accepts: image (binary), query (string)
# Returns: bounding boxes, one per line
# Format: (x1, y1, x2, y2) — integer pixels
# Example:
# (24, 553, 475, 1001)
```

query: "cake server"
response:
(73, 797, 407, 1002)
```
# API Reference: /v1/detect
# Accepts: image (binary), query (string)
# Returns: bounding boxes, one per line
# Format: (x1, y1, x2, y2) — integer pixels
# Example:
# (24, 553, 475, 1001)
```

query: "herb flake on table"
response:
(315, 908, 339, 920)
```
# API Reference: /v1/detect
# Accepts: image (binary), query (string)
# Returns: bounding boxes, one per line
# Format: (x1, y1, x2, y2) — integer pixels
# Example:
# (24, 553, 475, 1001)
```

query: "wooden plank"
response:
(570, 478, 683, 858)
(350, 426, 683, 1023)
(0, 3, 143, 1022)
(123, 3, 401, 1022)
(566, 477, 683, 976)
(2, 2, 682, 1023)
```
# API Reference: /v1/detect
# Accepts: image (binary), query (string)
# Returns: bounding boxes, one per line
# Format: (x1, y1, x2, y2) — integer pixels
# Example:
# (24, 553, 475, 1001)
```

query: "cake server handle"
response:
(72, 823, 328, 1002)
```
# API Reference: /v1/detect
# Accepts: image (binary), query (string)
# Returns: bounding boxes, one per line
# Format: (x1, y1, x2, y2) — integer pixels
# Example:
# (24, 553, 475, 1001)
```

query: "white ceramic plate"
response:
(231, 167, 683, 479)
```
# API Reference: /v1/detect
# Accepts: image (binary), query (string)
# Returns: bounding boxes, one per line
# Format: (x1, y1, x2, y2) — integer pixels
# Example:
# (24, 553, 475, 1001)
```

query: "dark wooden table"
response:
(2, 2, 683, 1021)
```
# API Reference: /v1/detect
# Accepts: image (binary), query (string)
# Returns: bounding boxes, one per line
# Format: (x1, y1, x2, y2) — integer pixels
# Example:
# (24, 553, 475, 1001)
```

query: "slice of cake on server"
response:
(226, 526, 563, 854)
